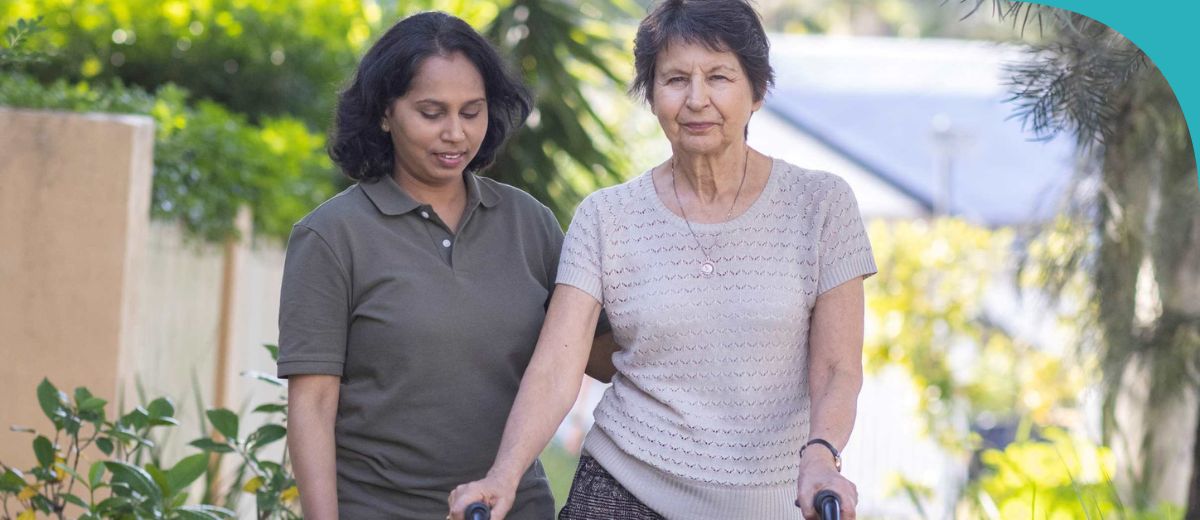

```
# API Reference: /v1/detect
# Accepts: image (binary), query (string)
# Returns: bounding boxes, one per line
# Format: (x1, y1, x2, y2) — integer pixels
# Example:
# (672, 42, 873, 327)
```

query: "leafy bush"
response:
(0, 346, 296, 520)
(0, 71, 336, 242)
(1, 0, 365, 127)
(965, 428, 1183, 519)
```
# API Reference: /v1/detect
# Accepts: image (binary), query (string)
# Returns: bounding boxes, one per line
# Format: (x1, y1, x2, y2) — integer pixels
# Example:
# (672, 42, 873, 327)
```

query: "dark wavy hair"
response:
(329, 12, 532, 181)
(631, 0, 775, 104)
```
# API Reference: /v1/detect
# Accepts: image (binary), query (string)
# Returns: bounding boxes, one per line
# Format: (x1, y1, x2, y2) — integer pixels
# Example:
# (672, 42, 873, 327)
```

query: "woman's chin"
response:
(673, 137, 734, 157)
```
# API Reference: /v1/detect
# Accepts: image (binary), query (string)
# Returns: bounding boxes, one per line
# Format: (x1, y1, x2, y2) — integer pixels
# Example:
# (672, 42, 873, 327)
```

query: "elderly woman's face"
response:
(383, 51, 488, 186)
(651, 41, 761, 157)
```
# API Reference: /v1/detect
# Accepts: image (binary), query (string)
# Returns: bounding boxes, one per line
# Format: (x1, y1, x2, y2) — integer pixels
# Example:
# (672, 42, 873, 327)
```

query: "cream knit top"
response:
(556, 158, 877, 519)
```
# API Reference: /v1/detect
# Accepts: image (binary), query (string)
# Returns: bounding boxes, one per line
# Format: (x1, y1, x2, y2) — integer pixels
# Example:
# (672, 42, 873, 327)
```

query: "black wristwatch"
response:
(801, 438, 842, 472)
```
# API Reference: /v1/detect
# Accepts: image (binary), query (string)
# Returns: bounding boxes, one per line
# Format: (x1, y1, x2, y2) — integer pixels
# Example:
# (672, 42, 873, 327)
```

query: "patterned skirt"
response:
(558, 456, 665, 520)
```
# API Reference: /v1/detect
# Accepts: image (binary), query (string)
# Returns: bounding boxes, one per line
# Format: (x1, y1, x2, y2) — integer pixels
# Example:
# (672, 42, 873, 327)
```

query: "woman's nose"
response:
(442, 116, 466, 142)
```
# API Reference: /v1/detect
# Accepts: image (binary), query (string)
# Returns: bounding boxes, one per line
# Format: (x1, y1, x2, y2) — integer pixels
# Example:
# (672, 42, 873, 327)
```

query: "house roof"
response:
(764, 35, 1077, 226)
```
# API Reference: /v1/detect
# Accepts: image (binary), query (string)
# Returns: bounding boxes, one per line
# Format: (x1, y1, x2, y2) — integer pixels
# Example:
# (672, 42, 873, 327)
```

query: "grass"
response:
(540, 441, 581, 513)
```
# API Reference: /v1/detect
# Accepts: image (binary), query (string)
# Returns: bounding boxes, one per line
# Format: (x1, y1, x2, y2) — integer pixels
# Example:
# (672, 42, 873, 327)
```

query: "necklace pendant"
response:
(700, 261, 715, 276)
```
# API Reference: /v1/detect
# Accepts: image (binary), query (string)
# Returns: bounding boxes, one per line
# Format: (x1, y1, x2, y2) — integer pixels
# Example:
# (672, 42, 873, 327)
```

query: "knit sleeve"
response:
(556, 194, 604, 303)
(817, 176, 877, 294)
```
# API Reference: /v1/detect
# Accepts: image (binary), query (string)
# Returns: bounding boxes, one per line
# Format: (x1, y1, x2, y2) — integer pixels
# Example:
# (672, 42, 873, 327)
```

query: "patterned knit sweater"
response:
(556, 158, 877, 519)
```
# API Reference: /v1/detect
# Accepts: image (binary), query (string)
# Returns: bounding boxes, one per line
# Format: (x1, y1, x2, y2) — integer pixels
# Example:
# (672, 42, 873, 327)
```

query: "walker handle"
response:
(815, 489, 841, 520)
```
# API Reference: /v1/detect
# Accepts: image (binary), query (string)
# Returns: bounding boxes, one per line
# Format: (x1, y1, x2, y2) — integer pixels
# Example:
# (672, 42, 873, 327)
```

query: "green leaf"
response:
(206, 409, 239, 440)
(32, 493, 54, 513)
(146, 463, 170, 496)
(249, 424, 287, 451)
(96, 437, 114, 455)
(120, 407, 149, 430)
(243, 370, 284, 387)
(78, 397, 108, 412)
(147, 397, 175, 419)
(103, 461, 161, 501)
(73, 387, 94, 405)
(189, 438, 234, 454)
(62, 493, 89, 508)
(88, 461, 106, 489)
(262, 344, 279, 361)
(177, 504, 237, 519)
(166, 453, 209, 495)
(148, 416, 181, 427)
(252, 403, 287, 414)
(33, 435, 54, 467)
(0, 468, 26, 493)
(36, 379, 65, 422)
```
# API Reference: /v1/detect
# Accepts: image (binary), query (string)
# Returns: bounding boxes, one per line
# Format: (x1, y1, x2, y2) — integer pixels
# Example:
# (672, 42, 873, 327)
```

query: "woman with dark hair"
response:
(278, 11, 568, 519)
(451, 1, 874, 519)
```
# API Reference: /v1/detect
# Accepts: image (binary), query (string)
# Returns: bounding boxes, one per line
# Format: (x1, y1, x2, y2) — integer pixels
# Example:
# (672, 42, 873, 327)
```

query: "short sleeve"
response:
(277, 224, 351, 378)
(538, 204, 567, 292)
(817, 177, 877, 294)
(555, 195, 604, 303)
(541, 202, 611, 335)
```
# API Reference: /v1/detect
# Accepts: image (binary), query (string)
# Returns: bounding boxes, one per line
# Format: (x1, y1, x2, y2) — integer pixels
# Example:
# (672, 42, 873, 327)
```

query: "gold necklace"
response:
(670, 148, 749, 276)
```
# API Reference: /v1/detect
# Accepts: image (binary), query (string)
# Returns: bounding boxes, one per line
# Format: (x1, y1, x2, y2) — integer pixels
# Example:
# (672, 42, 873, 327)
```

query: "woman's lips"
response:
(434, 152, 467, 168)
(682, 122, 717, 132)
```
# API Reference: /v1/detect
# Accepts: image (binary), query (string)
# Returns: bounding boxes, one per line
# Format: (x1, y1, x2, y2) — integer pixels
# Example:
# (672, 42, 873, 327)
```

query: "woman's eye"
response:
(420, 112, 441, 119)
(461, 112, 481, 119)
(666, 76, 686, 85)
(710, 75, 729, 81)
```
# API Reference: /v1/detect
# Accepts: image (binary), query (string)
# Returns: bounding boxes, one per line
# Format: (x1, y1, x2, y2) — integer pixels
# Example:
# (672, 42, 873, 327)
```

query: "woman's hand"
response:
(447, 473, 519, 520)
(795, 455, 857, 520)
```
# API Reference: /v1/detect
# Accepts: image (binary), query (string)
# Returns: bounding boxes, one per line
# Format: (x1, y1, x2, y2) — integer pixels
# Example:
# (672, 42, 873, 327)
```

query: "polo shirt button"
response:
(420, 211, 430, 219)
(441, 239, 452, 248)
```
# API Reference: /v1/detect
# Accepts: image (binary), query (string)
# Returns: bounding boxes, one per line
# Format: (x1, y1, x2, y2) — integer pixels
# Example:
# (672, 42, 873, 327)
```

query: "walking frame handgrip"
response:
(814, 489, 841, 520)
(464, 501, 491, 520)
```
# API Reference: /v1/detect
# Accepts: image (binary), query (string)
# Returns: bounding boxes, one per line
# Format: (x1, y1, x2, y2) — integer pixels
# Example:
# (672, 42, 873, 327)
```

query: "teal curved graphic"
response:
(1028, 0, 1199, 187)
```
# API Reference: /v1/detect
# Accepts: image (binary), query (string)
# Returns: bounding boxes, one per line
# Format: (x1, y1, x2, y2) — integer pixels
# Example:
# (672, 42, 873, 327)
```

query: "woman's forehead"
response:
(655, 40, 741, 71)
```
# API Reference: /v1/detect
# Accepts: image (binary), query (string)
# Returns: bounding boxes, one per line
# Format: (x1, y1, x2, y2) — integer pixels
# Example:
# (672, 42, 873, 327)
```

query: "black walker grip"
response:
(464, 501, 491, 520)
(814, 489, 841, 520)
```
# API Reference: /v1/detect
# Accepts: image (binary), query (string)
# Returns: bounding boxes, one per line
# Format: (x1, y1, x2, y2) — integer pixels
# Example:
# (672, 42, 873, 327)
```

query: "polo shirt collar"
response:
(468, 172, 502, 209)
(360, 172, 500, 216)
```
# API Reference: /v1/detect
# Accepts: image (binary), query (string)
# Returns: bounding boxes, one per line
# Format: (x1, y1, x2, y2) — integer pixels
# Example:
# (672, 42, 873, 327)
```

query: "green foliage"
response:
(187, 345, 298, 520)
(0, 71, 336, 242)
(0, 345, 295, 519)
(964, 428, 1183, 519)
(1, 0, 366, 127)
(481, 0, 635, 223)
(3, 1, 634, 237)
(0, 15, 46, 67)
(864, 218, 1086, 451)
(0, 378, 236, 519)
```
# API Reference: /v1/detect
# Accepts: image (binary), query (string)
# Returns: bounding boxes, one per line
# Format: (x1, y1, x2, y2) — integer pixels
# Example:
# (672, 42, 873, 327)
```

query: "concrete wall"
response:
(0, 108, 287, 476)
(0, 107, 154, 467)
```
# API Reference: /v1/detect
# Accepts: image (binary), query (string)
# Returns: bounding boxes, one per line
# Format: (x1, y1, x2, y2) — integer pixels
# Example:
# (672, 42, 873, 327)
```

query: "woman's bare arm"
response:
(288, 374, 341, 520)
(449, 285, 601, 520)
(797, 277, 865, 519)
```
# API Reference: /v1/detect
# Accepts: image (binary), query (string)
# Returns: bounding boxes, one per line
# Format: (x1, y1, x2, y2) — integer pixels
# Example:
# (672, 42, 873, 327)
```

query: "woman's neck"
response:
(672, 144, 749, 203)
(393, 171, 468, 231)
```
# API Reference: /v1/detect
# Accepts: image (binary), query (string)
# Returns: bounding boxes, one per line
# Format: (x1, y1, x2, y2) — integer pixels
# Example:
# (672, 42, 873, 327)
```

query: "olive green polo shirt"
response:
(277, 172, 560, 519)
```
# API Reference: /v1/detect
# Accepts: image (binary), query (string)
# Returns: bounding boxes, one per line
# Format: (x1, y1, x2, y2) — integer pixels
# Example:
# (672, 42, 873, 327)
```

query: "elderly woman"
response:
(451, 1, 875, 519)
(279, 12, 583, 519)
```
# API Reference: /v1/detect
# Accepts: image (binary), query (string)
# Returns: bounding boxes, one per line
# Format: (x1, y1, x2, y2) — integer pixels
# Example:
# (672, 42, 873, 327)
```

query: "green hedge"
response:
(0, 71, 336, 242)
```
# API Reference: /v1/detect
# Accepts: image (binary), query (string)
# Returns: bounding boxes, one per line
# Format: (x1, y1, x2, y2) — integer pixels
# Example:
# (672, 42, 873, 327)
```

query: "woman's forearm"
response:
(288, 375, 341, 520)
(805, 277, 866, 456)
(488, 286, 601, 484)
(807, 364, 863, 451)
